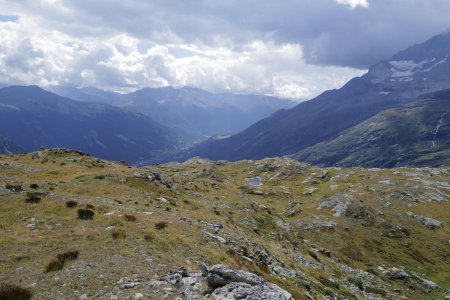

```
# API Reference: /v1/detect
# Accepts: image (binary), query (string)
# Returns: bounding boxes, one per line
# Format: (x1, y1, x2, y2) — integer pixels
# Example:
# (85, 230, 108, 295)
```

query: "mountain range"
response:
(189, 31, 450, 167)
(46, 85, 296, 141)
(2, 32, 450, 168)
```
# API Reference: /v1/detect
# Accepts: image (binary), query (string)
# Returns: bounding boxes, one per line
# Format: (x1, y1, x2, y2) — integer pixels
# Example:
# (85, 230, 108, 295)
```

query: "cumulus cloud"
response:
(335, 0, 369, 9)
(0, 0, 449, 99)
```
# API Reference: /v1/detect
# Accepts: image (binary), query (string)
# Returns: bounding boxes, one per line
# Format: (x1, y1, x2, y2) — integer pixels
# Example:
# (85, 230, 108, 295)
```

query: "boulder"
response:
(384, 267, 409, 280)
(160, 264, 293, 300)
(414, 215, 441, 229)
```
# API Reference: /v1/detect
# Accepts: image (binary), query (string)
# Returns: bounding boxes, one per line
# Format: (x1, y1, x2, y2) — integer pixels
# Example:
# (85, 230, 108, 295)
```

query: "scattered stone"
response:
(250, 190, 264, 195)
(384, 267, 409, 280)
(284, 201, 302, 217)
(276, 219, 292, 231)
(31, 152, 41, 159)
(319, 248, 331, 257)
(134, 293, 144, 299)
(118, 278, 141, 289)
(421, 278, 439, 290)
(316, 170, 329, 180)
(303, 187, 318, 195)
(156, 264, 293, 299)
(204, 232, 227, 244)
(414, 214, 441, 229)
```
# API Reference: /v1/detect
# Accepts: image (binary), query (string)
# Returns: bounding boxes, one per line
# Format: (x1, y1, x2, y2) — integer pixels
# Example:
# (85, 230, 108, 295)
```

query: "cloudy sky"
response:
(0, 0, 449, 99)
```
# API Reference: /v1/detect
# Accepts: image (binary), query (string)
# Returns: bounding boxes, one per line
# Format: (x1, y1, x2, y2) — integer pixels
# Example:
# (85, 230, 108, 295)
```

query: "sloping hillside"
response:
(1, 149, 449, 299)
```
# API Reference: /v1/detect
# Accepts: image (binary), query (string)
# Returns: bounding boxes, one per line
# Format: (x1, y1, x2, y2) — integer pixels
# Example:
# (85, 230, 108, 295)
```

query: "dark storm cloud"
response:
(0, 0, 449, 97)
(4, 0, 449, 68)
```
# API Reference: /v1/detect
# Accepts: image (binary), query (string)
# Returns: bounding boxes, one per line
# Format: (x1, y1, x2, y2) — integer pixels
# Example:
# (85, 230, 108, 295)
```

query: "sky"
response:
(0, 0, 449, 100)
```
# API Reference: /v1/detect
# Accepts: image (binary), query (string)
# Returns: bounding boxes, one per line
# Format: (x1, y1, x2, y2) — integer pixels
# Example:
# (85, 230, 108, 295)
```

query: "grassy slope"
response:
(0, 149, 449, 299)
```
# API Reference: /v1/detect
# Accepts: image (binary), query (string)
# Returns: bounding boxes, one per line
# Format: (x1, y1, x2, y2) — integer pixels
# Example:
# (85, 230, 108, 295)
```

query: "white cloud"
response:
(335, 0, 369, 9)
(0, 16, 364, 99)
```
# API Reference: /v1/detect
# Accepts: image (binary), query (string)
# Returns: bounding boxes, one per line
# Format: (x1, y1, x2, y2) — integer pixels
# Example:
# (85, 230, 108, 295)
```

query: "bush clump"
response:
(45, 250, 79, 273)
(45, 259, 65, 272)
(318, 276, 339, 289)
(77, 209, 94, 220)
(65, 200, 78, 208)
(124, 214, 136, 222)
(25, 192, 41, 204)
(364, 286, 387, 296)
(29, 183, 39, 189)
(5, 183, 22, 192)
(348, 277, 364, 290)
(0, 283, 32, 300)
(112, 231, 127, 240)
(155, 221, 167, 230)
(57, 250, 79, 261)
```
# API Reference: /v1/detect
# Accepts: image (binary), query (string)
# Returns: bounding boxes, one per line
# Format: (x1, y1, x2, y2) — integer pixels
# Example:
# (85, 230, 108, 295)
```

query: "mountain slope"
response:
(1, 150, 449, 299)
(191, 31, 450, 161)
(0, 86, 177, 163)
(0, 137, 21, 154)
(294, 90, 450, 167)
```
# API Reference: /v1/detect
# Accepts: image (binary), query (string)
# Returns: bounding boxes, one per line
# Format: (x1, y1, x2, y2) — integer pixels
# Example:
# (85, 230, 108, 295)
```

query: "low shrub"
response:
(155, 221, 167, 230)
(25, 193, 41, 204)
(77, 209, 94, 220)
(318, 276, 339, 289)
(348, 277, 364, 290)
(0, 283, 32, 300)
(65, 200, 78, 208)
(5, 183, 22, 192)
(57, 250, 79, 261)
(124, 214, 136, 222)
(45, 259, 64, 272)
(45, 251, 79, 273)
(364, 286, 387, 296)
(112, 231, 127, 240)
(29, 183, 39, 189)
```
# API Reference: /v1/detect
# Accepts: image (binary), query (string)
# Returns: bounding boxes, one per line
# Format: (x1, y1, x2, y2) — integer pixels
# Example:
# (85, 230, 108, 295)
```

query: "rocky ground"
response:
(0, 149, 449, 299)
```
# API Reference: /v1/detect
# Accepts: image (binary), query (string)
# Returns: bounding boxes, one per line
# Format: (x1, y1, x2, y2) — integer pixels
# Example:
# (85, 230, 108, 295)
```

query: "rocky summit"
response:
(1, 149, 450, 299)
